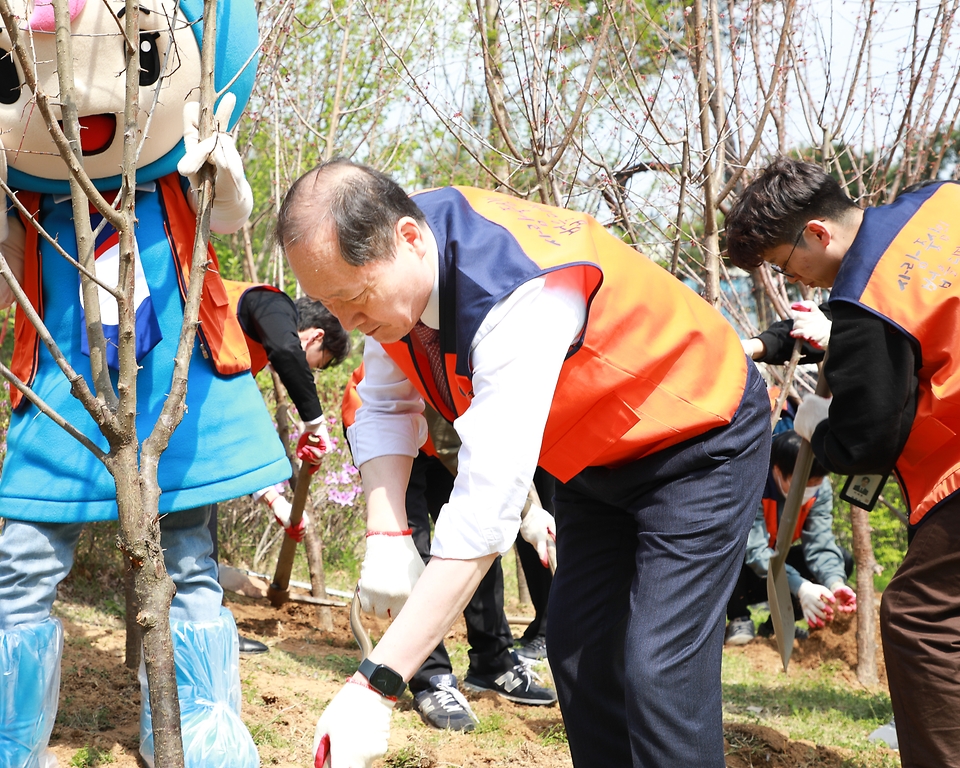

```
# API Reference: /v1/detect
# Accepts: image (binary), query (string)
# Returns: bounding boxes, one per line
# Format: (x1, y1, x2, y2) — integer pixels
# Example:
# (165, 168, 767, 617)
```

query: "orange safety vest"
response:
(9, 175, 252, 408)
(762, 496, 816, 549)
(340, 363, 443, 459)
(831, 181, 960, 524)
(380, 187, 747, 483)
(223, 279, 283, 376)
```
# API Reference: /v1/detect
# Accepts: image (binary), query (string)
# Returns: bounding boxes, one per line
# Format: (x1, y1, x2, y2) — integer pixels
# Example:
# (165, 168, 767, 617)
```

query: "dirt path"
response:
(47, 593, 891, 767)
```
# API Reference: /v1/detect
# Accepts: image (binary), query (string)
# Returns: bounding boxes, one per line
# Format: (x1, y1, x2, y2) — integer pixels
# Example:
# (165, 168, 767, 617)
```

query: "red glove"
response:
(297, 421, 332, 475)
(830, 582, 858, 614)
(270, 495, 308, 543)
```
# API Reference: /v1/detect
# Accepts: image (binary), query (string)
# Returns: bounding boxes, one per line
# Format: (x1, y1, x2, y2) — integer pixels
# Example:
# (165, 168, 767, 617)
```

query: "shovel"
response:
(267, 437, 318, 607)
(767, 355, 831, 671)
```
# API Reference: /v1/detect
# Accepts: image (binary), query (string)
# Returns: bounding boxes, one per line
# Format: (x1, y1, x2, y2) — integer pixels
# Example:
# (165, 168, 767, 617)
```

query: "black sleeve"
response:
(754, 304, 832, 365)
(238, 288, 323, 422)
(810, 301, 917, 475)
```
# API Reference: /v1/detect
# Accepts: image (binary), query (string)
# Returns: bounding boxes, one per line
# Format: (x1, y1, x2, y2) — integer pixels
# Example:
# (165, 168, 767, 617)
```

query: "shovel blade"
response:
(767, 563, 795, 671)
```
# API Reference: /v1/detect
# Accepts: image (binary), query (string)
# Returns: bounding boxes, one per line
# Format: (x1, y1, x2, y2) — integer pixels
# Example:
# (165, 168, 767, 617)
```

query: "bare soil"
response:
(47, 592, 890, 767)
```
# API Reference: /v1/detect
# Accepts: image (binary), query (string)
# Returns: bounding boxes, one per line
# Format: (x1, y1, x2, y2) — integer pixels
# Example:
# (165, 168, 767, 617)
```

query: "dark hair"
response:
(295, 296, 351, 368)
(770, 430, 827, 480)
(725, 157, 859, 269)
(277, 158, 427, 266)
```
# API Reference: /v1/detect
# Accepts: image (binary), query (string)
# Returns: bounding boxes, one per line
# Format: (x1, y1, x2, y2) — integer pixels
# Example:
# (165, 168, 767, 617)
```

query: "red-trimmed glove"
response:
(798, 580, 837, 628)
(794, 394, 831, 442)
(519, 504, 557, 568)
(297, 420, 333, 475)
(313, 678, 395, 768)
(359, 531, 425, 619)
(790, 300, 832, 350)
(269, 495, 308, 543)
(830, 582, 858, 614)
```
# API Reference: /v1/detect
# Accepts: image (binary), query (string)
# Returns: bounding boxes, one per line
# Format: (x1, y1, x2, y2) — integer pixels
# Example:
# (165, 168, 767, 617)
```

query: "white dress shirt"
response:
(347, 226, 587, 560)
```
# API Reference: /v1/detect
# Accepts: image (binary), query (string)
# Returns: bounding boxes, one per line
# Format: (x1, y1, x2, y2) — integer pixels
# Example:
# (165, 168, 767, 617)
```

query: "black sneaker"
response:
(238, 635, 269, 655)
(724, 616, 755, 646)
(463, 654, 558, 705)
(413, 674, 479, 731)
(515, 636, 547, 661)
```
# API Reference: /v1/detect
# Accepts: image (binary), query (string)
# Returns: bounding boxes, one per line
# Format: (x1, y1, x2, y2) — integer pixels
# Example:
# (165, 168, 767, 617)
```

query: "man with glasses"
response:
(726, 156, 960, 768)
(211, 284, 351, 654)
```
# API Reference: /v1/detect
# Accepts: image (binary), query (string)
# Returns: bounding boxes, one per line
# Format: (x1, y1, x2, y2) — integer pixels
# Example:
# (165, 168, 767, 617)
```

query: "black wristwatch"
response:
(357, 657, 407, 698)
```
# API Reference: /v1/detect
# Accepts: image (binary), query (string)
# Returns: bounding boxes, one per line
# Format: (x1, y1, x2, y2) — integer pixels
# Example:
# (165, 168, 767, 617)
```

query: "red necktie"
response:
(411, 321, 454, 411)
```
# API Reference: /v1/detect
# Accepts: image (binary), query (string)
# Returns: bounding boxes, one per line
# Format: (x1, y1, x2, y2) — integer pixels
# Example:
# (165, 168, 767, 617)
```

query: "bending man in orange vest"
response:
(278, 159, 771, 768)
(726, 157, 960, 767)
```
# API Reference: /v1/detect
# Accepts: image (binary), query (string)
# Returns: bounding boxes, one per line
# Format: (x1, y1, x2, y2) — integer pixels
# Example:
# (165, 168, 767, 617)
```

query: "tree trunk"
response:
(851, 502, 879, 687)
(124, 557, 142, 670)
(298, 491, 334, 631)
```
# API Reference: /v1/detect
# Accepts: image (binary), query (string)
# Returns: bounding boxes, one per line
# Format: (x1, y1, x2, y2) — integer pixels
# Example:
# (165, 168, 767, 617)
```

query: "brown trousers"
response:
(880, 494, 960, 767)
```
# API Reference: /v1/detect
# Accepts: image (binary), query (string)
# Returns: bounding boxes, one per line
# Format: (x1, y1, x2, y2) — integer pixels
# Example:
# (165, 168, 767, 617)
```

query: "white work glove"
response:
(829, 581, 858, 614)
(790, 301, 831, 350)
(797, 580, 837, 628)
(269, 495, 309, 543)
(794, 394, 831, 442)
(296, 419, 334, 475)
(359, 532, 425, 619)
(519, 504, 557, 568)
(313, 679, 395, 768)
(178, 93, 253, 233)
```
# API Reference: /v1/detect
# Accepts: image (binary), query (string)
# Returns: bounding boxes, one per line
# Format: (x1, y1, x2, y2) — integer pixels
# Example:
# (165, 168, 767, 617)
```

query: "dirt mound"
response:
(732, 611, 887, 687)
(724, 722, 850, 767)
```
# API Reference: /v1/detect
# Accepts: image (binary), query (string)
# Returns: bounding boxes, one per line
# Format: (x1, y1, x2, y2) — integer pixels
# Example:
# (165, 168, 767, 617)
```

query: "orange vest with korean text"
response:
(377, 187, 748, 483)
(830, 181, 960, 524)
(9, 175, 251, 408)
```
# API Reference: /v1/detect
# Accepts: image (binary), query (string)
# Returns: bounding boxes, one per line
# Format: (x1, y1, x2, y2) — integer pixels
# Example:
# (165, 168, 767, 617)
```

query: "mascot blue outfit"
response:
(0, 0, 288, 765)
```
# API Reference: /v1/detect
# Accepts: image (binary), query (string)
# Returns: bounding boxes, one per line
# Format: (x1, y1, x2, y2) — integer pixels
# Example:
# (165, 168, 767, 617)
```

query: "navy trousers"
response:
(406, 451, 515, 691)
(548, 362, 770, 767)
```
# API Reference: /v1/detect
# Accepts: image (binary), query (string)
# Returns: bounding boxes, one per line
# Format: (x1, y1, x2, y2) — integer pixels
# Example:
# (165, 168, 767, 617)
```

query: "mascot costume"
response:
(0, 0, 290, 765)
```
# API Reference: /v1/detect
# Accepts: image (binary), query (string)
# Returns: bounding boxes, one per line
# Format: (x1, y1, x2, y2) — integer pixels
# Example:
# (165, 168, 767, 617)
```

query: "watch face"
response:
(359, 658, 406, 697)
(369, 666, 404, 696)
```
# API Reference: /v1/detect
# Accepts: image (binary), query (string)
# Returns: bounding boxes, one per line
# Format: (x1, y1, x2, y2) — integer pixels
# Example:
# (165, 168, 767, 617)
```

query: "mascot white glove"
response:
(797, 580, 836, 628)
(359, 532, 425, 619)
(178, 93, 253, 233)
(790, 301, 832, 350)
(794, 394, 831, 442)
(313, 680, 395, 768)
(519, 503, 557, 568)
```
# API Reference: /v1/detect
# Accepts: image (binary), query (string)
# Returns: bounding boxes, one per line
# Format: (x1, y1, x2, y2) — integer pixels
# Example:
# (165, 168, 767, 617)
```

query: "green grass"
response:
(722, 648, 896, 764)
(382, 745, 431, 768)
(69, 747, 114, 768)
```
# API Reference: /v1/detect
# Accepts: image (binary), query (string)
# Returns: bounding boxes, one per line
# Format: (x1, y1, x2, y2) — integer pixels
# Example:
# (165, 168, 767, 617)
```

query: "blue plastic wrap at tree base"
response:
(0, 619, 63, 768)
(139, 608, 259, 768)
(5, 0, 260, 194)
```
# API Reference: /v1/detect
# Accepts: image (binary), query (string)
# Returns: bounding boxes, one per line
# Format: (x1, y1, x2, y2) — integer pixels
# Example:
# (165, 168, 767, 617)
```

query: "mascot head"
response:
(0, 0, 259, 193)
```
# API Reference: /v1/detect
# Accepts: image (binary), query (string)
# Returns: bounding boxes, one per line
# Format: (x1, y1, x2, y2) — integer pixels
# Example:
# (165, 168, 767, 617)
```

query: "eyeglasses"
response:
(770, 228, 804, 278)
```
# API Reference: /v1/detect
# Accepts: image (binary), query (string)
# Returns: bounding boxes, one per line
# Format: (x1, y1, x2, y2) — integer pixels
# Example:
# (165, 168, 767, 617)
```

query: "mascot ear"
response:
(177, 0, 260, 131)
